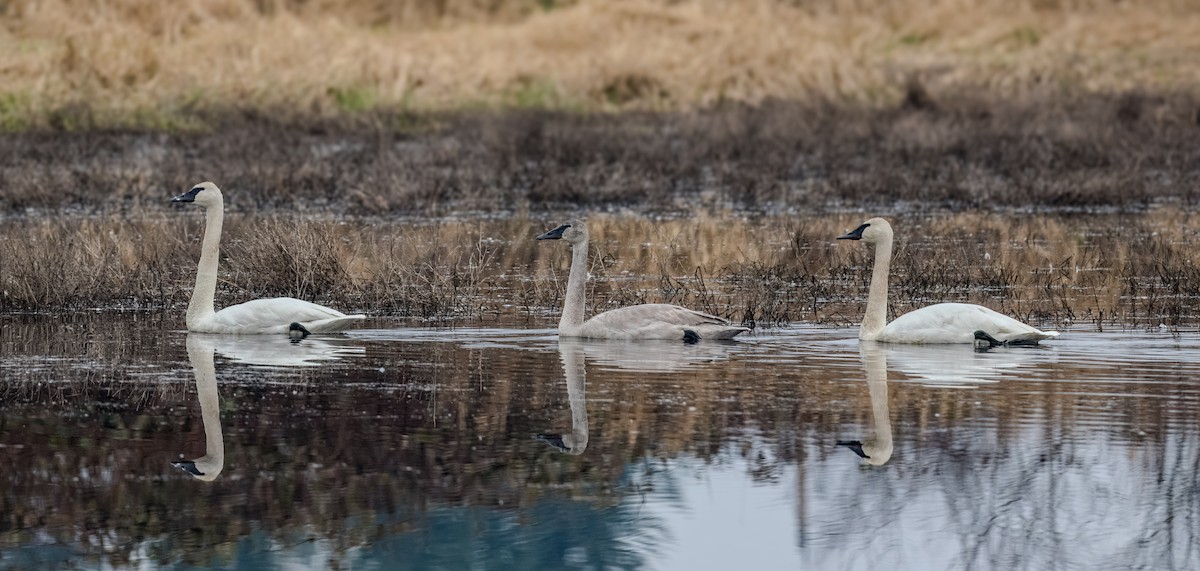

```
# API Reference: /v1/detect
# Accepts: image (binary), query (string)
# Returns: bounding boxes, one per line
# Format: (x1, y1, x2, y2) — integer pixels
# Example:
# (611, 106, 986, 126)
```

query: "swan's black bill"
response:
(171, 460, 205, 476)
(836, 440, 869, 459)
(837, 223, 870, 241)
(171, 187, 203, 203)
(537, 224, 570, 240)
(536, 433, 570, 453)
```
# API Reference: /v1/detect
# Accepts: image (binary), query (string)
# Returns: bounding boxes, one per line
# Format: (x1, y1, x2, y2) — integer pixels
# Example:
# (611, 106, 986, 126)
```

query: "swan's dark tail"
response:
(973, 330, 1003, 349)
(289, 322, 311, 342)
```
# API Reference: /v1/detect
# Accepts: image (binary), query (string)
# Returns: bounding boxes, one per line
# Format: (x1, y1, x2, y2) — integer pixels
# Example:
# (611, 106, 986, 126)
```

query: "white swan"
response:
(837, 217, 1058, 344)
(537, 220, 749, 341)
(172, 182, 365, 334)
(172, 334, 225, 481)
(837, 343, 893, 466)
(537, 340, 589, 455)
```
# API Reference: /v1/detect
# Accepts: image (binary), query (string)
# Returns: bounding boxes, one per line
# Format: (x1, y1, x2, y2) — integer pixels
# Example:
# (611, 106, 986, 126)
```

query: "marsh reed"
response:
(3, 211, 1198, 329)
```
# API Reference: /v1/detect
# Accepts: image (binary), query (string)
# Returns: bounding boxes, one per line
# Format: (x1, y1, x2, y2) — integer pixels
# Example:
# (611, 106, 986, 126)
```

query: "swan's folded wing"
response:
(586, 304, 732, 328)
(965, 305, 1058, 341)
(883, 303, 1055, 344)
(208, 297, 363, 333)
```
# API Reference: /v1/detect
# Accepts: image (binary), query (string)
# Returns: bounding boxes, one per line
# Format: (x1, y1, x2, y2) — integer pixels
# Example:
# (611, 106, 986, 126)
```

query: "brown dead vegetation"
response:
(3, 94, 1200, 215)
(3, 211, 1198, 329)
(2, 0, 1200, 122)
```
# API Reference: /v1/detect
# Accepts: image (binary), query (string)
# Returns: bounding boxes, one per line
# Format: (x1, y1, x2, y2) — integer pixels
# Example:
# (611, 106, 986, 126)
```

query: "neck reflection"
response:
(537, 339, 589, 455)
(838, 342, 894, 466)
(174, 334, 225, 481)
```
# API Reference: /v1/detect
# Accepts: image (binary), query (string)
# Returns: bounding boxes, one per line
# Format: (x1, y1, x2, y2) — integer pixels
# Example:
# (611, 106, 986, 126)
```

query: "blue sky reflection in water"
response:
(1, 316, 1198, 570)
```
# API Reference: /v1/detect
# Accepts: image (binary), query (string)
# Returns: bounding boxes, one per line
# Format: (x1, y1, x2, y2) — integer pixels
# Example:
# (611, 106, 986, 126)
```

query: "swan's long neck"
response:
(186, 201, 223, 329)
(195, 345, 224, 467)
(868, 376, 892, 451)
(562, 343, 588, 454)
(860, 236, 893, 340)
(186, 338, 225, 480)
(560, 239, 589, 331)
(865, 350, 892, 455)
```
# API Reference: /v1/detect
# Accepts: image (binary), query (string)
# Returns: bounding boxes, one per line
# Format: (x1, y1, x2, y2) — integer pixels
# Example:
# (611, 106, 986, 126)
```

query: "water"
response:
(2, 314, 1199, 570)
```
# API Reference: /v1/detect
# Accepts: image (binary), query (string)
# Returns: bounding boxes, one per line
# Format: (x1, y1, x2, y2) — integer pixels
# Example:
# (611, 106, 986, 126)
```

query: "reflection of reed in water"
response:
(173, 334, 225, 481)
(837, 343, 893, 466)
(537, 340, 589, 455)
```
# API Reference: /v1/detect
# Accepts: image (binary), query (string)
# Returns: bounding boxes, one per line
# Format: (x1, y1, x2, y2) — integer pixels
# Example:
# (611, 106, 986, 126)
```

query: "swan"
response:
(536, 340, 589, 455)
(837, 343, 893, 466)
(837, 217, 1058, 344)
(172, 182, 365, 334)
(536, 220, 749, 341)
(172, 334, 225, 481)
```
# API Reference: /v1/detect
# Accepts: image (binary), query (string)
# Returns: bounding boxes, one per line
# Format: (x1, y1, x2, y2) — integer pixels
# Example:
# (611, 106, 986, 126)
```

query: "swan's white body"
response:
(537, 220, 749, 341)
(173, 182, 364, 334)
(839, 217, 1058, 344)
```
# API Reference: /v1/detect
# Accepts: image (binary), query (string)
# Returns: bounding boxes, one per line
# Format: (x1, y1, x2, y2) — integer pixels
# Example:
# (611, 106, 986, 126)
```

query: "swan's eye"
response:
(191, 187, 203, 193)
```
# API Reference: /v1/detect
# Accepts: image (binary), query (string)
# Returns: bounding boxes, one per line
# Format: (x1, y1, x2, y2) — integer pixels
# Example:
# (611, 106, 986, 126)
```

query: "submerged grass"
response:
(3, 211, 1198, 330)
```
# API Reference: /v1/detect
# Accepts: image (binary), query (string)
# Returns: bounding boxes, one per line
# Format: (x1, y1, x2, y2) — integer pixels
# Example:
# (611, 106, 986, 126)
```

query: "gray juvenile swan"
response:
(172, 182, 365, 334)
(537, 220, 749, 341)
(838, 217, 1058, 344)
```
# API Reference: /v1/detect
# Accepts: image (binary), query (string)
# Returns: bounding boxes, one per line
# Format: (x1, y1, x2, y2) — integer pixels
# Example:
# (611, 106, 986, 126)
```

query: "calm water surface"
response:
(1, 314, 1198, 570)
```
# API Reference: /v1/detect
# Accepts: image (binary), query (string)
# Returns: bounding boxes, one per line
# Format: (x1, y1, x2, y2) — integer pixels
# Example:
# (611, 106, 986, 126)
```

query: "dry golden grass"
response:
(3, 210, 1198, 329)
(3, 0, 1200, 125)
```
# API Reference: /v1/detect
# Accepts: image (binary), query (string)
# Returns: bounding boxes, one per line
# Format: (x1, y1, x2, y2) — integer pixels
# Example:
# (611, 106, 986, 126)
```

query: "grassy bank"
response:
(3, 211, 1198, 329)
(2, 0, 1200, 126)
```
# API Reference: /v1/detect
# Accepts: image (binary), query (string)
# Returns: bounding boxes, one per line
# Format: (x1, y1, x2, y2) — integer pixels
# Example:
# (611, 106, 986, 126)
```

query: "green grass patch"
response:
(329, 86, 378, 113)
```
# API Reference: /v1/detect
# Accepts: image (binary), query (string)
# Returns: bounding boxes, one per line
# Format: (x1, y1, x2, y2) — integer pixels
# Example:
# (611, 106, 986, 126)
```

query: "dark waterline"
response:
(1, 313, 1198, 570)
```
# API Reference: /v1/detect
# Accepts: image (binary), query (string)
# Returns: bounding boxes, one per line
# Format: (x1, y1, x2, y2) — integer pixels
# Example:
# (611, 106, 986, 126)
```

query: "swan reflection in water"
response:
(882, 341, 1052, 388)
(534, 336, 748, 455)
(837, 343, 893, 466)
(537, 339, 589, 455)
(571, 338, 741, 374)
(195, 332, 366, 368)
(838, 341, 1054, 465)
(173, 334, 225, 481)
(173, 333, 366, 480)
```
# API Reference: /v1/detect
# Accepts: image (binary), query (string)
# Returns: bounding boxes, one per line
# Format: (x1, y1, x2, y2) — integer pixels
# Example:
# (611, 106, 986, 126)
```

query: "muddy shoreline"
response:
(4, 94, 1200, 215)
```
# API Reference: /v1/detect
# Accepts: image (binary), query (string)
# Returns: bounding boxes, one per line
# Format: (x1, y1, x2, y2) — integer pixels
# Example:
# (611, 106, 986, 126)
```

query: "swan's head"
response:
(836, 439, 894, 466)
(536, 433, 587, 455)
(837, 217, 893, 245)
(172, 181, 223, 208)
(171, 456, 224, 482)
(537, 219, 588, 245)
